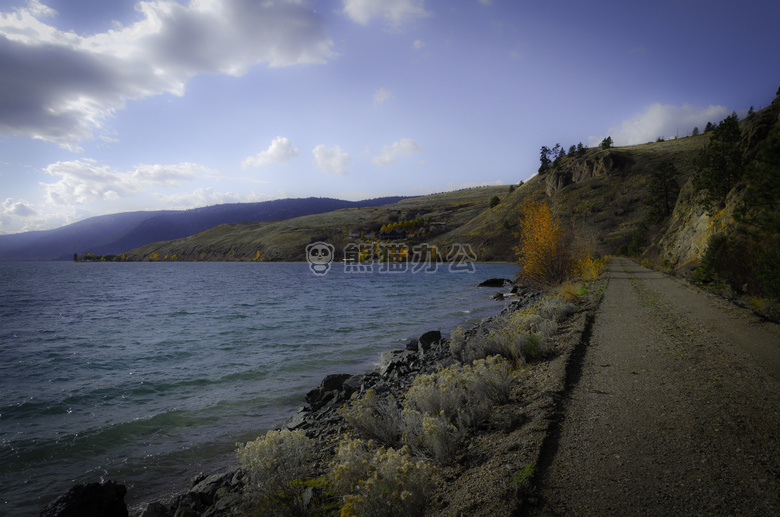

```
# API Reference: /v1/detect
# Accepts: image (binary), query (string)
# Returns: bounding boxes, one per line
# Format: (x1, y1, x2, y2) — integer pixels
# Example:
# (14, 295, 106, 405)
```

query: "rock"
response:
(478, 278, 512, 287)
(139, 502, 171, 517)
(40, 481, 128, 517)
(305, 373, 353, 410)
(379, 349, 417, 377)
(405, 338, 419, 351)
(493, 292, 505, 300)
(418, 330, 442, 351)
(342, 374, 364, 393)
(190, 471, 234, 506)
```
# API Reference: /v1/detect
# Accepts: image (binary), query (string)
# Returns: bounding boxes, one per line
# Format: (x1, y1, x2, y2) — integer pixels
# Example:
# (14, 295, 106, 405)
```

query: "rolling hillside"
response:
(0, 197, 406, 261)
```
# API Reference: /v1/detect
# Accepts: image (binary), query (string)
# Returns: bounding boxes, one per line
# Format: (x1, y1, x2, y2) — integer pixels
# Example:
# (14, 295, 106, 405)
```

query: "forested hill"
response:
(0, 197, 406, 261)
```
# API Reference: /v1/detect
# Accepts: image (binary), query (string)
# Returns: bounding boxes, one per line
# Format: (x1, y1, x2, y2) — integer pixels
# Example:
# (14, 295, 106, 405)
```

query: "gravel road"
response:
(529, 257, 780, 516)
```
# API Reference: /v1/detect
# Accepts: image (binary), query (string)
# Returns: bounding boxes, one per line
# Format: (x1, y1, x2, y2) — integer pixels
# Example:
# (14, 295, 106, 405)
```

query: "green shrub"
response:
(236, 429, 317, 515)
(330, 439, 435, 517)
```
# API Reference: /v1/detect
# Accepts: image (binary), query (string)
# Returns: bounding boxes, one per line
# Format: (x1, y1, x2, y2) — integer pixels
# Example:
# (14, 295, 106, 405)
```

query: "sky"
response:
(1, 0, 778, 234)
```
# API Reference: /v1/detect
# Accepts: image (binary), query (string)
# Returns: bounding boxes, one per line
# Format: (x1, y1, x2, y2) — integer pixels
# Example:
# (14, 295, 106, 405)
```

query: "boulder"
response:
(478, 278, 512, 287)
(139, 502, 171, 517)
(379, 349, 416, 377)
(40, 481, 128, 517)
(305, 373, 353, 410)
(418, 330, 442, 352)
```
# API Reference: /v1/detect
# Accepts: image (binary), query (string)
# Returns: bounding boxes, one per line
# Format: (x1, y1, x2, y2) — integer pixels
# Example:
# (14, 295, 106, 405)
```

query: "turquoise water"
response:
(0, 261, 516, 515)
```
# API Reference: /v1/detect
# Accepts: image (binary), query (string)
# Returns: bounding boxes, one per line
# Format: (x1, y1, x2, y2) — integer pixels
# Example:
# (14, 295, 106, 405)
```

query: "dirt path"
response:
(529, 257, 780, 516)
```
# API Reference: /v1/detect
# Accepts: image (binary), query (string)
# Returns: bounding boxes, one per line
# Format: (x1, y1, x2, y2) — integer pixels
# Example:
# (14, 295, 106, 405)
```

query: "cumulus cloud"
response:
(241, 136, 300, 169)
(372, 138, 423, 165)
(342, 0, 430, 28)
(597, 103, 733, 146)
(2, 197, 38, 217)
(0, 0, 336, 148)
(373, 87, 393, 105)
(40, 159, 208, 205)
(312, 144, 351, 176)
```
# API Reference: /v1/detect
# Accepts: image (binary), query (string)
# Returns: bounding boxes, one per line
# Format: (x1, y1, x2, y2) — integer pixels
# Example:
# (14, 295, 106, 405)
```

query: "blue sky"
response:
(1, 0, 778, 234)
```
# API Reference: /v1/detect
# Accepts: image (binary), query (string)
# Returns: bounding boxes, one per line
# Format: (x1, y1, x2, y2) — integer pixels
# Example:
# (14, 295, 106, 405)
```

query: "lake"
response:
(0, 260, 517, 515)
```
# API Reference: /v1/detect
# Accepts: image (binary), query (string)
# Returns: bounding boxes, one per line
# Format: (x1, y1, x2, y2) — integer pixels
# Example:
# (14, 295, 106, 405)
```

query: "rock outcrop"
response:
(545, 150, 633, 196)
(40, 481, 128, 517)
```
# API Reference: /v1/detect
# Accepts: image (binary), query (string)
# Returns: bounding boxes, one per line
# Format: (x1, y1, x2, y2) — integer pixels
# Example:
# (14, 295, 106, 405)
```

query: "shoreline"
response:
(42, 277, 602, 516)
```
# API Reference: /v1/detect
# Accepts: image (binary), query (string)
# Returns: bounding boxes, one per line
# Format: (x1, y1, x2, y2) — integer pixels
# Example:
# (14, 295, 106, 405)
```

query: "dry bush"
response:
(330, 439, 435, 517)
(402, 357, 519, 462)
(467, 355, 518, 405)
(403, 365, 480, 427)
(514, 200, 580, 287)
(402, 409, 465, 464)
(578, 254, 608, 280)
(340, 389, 403, 447)
(236, 429, 317, 515)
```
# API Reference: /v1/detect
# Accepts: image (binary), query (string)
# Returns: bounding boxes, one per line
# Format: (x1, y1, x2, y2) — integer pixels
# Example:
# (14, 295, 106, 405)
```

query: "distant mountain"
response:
(0, 197, 407, 261)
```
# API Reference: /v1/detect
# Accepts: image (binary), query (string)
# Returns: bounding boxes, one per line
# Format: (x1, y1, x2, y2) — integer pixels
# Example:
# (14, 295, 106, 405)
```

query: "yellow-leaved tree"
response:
(514, 200, 579, 287)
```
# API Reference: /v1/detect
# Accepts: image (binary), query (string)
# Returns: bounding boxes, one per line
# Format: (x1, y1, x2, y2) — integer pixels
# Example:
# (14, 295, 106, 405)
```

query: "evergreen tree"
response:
(538, 146, 551, 173)
(692, 126, 699, 136)
(737, 124, 780, 233)
(646, 160, 680, 222)
(694, 113, 744, 211)
(600, 136, 613, 149)
(704, 121, 715, 133)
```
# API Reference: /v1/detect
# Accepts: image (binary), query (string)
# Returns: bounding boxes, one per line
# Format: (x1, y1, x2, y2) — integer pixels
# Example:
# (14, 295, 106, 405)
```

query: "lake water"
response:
(0, 261, 517, 515)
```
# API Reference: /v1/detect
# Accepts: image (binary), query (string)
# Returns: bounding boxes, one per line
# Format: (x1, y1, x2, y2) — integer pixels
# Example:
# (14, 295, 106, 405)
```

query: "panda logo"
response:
(306, 242, 335, 276)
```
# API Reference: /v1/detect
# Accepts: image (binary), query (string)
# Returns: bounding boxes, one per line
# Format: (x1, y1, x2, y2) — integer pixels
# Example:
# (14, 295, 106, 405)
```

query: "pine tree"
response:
(646, 160, 680, 222)
(694, 113, 744, 211)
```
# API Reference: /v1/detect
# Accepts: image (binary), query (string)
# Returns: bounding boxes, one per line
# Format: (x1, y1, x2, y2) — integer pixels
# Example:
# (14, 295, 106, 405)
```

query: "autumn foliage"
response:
(514, 201, 579, 287)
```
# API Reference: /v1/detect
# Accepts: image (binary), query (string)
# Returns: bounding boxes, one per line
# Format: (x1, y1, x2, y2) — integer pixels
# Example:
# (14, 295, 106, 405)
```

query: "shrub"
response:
(404, 365, 479, 427)
(340, 389, 403, 447)
(467, 355, 518, 405)
(514, 201, 579, 288)
(236, 429, 317, 515)
(577, 254, 607, 280)
(402, 356, 519, 462)
(450, 298, 573, 365)
(330, 439, 435, 517)
(402, 409, 465, 464)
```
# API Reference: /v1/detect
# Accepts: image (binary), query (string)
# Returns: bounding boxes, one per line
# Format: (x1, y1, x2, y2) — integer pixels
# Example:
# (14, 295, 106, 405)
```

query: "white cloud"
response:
(373, 87, 393, 105)
(241, 136, 300, 169)
(40, 159, 208, 205)
(154, 187, 274, 208)
(412, 39, 425, 50)
(372, 138, 423, 165)
(596, 103, 733, 146)
(478, 0, 493, 6)
(342, 0, 430, 28)
(0, 0, 336, 148)
(2, 197, 38, 217)
(312, 144, 351, 176)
